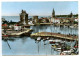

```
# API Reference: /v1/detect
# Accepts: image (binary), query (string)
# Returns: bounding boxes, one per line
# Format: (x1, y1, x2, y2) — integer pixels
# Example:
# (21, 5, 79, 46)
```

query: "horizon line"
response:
(1, 13, 78, 16)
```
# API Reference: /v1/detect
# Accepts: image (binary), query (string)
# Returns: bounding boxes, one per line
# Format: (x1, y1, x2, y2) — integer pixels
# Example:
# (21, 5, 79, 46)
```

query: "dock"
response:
(2, 28, 33, 37)
(10, 29, 32, 36)
(31, 32, 78, 41)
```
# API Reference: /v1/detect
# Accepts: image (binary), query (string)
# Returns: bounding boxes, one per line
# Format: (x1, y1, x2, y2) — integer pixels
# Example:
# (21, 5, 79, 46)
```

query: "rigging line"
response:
(6, 40, 11, 49)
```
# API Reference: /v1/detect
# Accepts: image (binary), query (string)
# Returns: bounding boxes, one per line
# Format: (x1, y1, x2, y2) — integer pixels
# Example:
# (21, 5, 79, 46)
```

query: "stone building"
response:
(33, 16, 38, 24)
(25, 14, 28, 25)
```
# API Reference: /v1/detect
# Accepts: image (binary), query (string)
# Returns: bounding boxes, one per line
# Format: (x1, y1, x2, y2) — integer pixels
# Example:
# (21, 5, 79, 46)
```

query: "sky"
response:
(2, 1, 78, 16)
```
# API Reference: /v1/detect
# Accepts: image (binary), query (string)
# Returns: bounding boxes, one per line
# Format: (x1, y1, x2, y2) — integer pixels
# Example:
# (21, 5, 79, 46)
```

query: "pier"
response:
(2, 28, 33, 37)
(31, 32, 78, 41)
(10, 29, 32, 36)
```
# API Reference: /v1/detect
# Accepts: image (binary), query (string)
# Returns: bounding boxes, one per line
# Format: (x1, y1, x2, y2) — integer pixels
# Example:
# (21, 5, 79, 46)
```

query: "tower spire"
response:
(70, 11, 73, 18)
(52, 8, 55, 18)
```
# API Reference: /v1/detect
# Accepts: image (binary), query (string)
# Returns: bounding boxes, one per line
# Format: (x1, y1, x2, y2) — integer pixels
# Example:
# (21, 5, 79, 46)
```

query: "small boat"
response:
(61, 50, 73, 55)
(37, 37, 41, 41)
(53, 40, 61, 42)
(49, 39, 61, 44)
(49, 39, 55, 44)
(51, 45, 57, 49)
(60, 52, 66, 55)
(46, 37, 49, 40)
(56, 48, 61, 50)
(50, 41, 55, 44)
(49, 39, 53, 42)
(51, 45, 61, 51)
(43, 38, 46, 41)
(55, 48, 61, 51)
(63, 50, 71, 53)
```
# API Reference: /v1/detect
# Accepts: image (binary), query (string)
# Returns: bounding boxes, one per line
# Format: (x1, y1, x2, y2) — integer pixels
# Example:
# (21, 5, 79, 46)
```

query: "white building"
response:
(14, 25, 21, 31)
(75, 18, 78, 22)
(51, 18, 60, 23)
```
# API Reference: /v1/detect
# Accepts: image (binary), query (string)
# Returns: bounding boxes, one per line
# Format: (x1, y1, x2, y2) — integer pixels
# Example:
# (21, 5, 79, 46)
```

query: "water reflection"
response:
(3, 37, 76, 55)
(30, 25, 78, 35)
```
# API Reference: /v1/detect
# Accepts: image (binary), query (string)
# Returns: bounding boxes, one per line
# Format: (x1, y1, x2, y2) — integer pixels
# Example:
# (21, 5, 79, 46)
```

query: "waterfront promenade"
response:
(31, 32, 78, 41)
(10, 29, 32, 36)
(2, 28, 32, 37)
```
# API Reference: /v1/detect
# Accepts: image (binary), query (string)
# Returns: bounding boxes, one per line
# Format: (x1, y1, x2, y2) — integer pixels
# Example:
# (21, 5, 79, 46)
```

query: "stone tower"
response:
(25, 13, 28, 25)
(52, 8, 55, 18)
(33, 16, 38, 24)
(20, 10, 28, 25)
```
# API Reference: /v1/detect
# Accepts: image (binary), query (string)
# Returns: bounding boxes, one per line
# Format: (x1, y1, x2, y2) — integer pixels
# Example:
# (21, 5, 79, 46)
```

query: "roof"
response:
(2, 24, 7, 26)
(15, 24, 20, 26)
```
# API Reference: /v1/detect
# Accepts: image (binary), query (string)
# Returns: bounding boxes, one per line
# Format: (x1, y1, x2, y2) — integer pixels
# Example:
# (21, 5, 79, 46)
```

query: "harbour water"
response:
(2, 37, 61, 55)
(2, 16, 78, 55)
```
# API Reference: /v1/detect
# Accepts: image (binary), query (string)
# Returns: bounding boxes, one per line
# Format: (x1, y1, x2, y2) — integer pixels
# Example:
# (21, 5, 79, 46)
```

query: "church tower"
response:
(70, 12, 73, 18)
(52, 8, 55, 18)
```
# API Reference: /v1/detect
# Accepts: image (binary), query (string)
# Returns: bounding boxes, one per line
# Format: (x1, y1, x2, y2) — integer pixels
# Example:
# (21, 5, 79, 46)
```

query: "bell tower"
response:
(52, 8, 55, 18)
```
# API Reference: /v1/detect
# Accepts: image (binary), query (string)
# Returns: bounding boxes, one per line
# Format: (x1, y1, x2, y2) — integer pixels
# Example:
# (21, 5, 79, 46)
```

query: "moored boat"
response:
(37, 37, 41, 41)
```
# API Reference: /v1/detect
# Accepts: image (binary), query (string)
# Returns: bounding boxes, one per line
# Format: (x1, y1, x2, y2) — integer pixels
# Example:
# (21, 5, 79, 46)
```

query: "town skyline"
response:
(2, 1, 78, 16)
